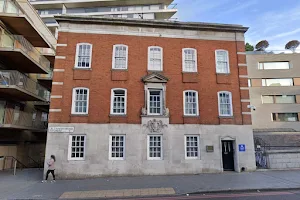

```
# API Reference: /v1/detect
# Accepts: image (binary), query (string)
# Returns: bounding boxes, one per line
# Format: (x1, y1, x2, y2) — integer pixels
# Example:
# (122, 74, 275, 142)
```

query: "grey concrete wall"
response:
(267, 150, 300, 169)
(247, 53, 300, 131)
(45, 123, 256, 179)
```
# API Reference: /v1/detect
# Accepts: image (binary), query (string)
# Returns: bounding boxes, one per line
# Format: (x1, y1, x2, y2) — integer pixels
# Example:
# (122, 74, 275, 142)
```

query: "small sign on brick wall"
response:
(48, 127, 75, 133)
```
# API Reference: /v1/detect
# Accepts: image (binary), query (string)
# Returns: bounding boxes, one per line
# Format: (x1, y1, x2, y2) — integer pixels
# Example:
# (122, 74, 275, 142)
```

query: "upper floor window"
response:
(148, 46, 163, 71)
(262, 78, 293, 87)
(215, 50, 230, 74)
(262, 95, 296, 104)
(218, 91, 233, 117)
(147, 89, 162, 115)
(183, 90, 199, 116)
(182, 48, 197, 72)
(112, 44, 128, 69)
(75, 43, 92, 68)
(272, 113, 299, 122)
(259, 62, 290, 70)
(71, 87, 89, 115)
(110, 88, 127, 115)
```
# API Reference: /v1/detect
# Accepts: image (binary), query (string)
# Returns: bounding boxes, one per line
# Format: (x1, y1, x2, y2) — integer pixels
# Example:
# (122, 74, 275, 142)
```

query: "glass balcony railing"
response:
(0, 0, 22, 15)
(0, 107, 47, 130)
(37, 71, 53, 80)
(0, 70, 50, 101)
(0, 34, 51, 72)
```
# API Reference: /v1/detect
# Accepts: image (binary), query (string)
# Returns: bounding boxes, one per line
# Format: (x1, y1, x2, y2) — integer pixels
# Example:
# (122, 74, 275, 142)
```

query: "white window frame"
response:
(112, 44, 128, 69)
(183, 90, 199, 116)
(110, 88, 127, 115)
(147, 135, 163, 160)
(148, 46, 163, 71)
(71, 87, 89, 115)
(109, 135, 126, 160)
(68, 135, 86, 161)
(147, 89, 163, 115)
(215, 49, 230, 74)
(182, 48, 197, 72)
(74, 43, 93, 69)
(217, 91, 233, 117)
(184, 135, 200, 160)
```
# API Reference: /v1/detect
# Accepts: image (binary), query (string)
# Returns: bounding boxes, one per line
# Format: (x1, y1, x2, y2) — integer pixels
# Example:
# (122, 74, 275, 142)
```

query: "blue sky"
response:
(173, 0, 300, 50)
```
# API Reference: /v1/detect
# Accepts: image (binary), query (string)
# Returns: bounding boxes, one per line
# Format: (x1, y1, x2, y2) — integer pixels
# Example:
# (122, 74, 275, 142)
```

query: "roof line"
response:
(55, 15, 249, 33)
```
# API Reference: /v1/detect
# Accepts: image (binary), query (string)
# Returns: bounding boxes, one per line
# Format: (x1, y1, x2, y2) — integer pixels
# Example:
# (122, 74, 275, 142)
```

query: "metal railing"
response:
(0, 107, 48, 129)
(247, 50, 300, 55)
(167, 3, 178, 10)
(0, 34, 51, 72)
(0, 70, 50, 101)
(2, 156, 27, 175)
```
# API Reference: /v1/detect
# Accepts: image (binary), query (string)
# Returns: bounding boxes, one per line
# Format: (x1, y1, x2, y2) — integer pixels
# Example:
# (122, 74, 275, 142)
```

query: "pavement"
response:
(2, 169, 300, 199)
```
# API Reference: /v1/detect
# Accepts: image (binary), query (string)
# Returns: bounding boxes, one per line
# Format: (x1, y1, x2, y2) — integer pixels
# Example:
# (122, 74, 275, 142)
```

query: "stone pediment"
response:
(142, 73, 169, 83)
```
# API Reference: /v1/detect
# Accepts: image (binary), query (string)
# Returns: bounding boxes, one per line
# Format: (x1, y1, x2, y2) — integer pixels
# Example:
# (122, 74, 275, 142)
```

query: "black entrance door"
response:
(222, 141, 235, 171)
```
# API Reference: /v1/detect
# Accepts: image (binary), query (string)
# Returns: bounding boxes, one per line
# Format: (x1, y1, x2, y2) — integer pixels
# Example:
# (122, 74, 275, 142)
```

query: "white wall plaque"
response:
(48, 127, 75, 133)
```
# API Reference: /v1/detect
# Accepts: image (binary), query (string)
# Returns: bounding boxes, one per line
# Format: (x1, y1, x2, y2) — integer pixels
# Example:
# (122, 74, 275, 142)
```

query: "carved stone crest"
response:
(144, 119, 167, 133)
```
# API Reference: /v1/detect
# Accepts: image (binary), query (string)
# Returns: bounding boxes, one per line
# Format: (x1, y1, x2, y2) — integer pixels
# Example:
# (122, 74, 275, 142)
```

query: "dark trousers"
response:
(46, 170, 55, 180)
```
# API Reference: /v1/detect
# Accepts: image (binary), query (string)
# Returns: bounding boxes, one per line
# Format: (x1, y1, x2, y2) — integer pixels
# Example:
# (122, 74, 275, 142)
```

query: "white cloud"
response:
(268, 28, 300, 41)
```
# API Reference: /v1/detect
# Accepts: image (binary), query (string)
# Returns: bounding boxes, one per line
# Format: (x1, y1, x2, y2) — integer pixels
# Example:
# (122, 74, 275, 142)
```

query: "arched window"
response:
(182, 48, 197, 72)
(112, 44, 128, 69)
(110, 88, 127, 115)
(183, 90, 199, 116)
(215, 50, 230, 73)
(75, 43, 92, 68)
(71, 87, 89, 114)
(148, 46, 163, 71)
(218, 91, 233, 116)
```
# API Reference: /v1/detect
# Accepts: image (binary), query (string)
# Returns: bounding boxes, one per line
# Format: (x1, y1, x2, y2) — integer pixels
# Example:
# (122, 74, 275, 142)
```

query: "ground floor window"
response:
(109, 135, 125, 160)
(147, 135, 162, 160)
(68, 135, 86, 160)
(185, 135, 200, 159)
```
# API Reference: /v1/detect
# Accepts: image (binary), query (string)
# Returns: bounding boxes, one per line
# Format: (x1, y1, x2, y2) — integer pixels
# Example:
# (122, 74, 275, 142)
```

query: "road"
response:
(116, 190, 300, 200)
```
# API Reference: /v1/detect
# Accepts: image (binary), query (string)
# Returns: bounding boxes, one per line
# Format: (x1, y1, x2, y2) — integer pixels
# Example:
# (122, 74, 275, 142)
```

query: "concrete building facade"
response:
(29, 0, 177, 37)
(247, 52, 300, 169)
(0, 0, 56, 170)
(45, 16, 256, 178)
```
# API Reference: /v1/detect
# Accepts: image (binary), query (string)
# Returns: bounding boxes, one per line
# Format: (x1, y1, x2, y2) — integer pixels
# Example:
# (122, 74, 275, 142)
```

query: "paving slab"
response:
(2, 169, 300, 199)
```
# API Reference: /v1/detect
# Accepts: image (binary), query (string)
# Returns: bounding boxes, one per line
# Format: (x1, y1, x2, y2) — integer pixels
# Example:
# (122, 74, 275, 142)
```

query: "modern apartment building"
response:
(29, 0, 178, 36)
(45, 15, 256, 178)
(0, 0, 56, 170)
(247, 52, 300, 169)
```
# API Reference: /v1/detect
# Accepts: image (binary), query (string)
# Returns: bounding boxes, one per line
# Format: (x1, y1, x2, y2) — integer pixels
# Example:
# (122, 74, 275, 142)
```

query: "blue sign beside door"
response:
(239, 144, 246, 152)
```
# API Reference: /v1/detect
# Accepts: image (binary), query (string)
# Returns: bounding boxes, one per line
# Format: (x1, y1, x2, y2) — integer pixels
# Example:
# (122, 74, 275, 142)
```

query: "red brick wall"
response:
(50, 32, 250, 125)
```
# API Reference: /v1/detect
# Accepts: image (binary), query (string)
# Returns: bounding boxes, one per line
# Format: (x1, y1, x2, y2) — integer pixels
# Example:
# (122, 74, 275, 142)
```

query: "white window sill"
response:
(183, 115, 199, 118)
(109, 114, 127, 117)
(218, 115, 234, 118)
(68, 158, 85, 161)
(74, 67, 92, 70)
(71, 114, 89, 116)
(109, 158, 125, 161)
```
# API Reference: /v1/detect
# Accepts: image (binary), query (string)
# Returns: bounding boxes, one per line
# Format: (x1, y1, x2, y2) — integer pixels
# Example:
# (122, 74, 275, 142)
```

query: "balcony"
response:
(0, 107, 47, 131)
(0, 34, 50, 73)
(36, 71, 53, 90)
(0, 0, 51, 47)
(0, 70, 50, 101)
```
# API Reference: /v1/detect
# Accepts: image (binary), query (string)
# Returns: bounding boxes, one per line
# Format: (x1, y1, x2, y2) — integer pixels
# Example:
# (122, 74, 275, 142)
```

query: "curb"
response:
(187, 187, 300, 195)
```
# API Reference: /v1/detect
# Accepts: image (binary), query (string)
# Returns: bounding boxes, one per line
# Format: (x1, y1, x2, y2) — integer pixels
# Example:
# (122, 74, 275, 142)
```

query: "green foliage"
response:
(245, 43, 254, 51)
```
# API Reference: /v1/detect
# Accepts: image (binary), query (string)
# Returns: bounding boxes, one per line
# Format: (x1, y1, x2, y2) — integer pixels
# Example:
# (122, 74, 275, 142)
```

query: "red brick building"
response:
(46, 16, 255, 178)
